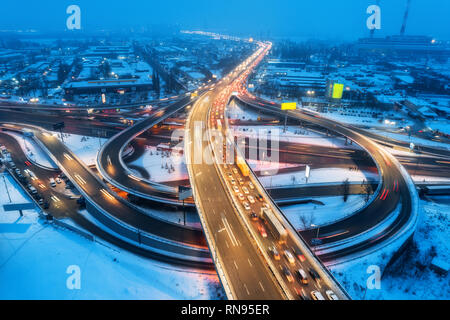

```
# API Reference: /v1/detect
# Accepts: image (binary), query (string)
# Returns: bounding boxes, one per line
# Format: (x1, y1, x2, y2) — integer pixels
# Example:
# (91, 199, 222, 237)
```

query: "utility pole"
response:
(2, 174, 12, 203)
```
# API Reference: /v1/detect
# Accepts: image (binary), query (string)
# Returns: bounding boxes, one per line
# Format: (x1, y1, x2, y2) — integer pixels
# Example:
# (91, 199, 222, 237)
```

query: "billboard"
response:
(332, 83, 344, 99)
(281, 102, 297, 110)
(3, 203, 35, 212)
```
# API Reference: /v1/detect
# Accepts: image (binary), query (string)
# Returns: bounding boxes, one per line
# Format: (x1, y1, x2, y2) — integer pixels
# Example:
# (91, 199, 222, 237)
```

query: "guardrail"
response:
(28, 126, 211, 265)
(184, 92, 235, 299)
(96, 96, 197, 206)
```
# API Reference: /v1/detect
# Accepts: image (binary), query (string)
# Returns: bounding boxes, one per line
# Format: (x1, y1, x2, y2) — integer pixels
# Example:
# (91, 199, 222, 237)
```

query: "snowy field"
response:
(128, 146, 188, 183)
(227, 99, 262, 121)
(332, 199, 450, 300)
(371, 129, 450, 151)
(232, 124, 361, 150)
(0, 174, 222, 300)
(51, 132, 107, 166)
(5, 131, 57, 169)
(282, 195, 367, 229)
(426, 119, 450, 136)
(258, 167, 379, 187)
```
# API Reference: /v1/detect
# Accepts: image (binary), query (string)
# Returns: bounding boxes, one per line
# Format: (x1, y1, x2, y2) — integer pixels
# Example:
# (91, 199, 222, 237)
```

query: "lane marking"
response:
(243, 283, 250, 296)
(222, 217, 239, 247)
(259, 281, 265, 292)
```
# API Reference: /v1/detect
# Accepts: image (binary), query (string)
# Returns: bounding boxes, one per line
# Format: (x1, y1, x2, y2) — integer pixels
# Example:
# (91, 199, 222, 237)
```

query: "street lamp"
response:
(310, 223, 321, 254)
(311, 223, 320, 239)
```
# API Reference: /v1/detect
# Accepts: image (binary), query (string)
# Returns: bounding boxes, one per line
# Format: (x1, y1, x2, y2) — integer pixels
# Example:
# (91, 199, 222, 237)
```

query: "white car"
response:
(242, 186, 249, 194)
(311, 291, 325, 300)
(284, 250, 295, 264)
(233, 186, 239, 193)
(248, 182, 255, 190)
(238, 193, 245, 201)
(242, 201, 251, 210)
(247, 195, 255, 204)
(325, 290, 339, 300)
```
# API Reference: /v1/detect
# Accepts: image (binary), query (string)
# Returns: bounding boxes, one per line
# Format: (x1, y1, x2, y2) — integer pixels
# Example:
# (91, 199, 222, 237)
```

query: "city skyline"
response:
(0, 0, 449, 41)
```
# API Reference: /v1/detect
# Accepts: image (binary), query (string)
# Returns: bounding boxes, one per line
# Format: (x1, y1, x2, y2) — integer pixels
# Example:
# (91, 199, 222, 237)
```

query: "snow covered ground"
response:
(5, 131, 57, 169)
(371, 129, 450, 151)
(316, 107, 413, 130)
(0, 173, 222, 300)
(426, 119, 450, 136)
(128, 146, 188, 183)
(282, 195, 367, 229)
(51, 132, 107, 166)
(232, 124, 361, 150)
(332, 198, 449, 300)
(258, 167, 379, 188)
(227, 99, 262, 121)
(0, 172, 33, 205)
(412, 175, 450, 184)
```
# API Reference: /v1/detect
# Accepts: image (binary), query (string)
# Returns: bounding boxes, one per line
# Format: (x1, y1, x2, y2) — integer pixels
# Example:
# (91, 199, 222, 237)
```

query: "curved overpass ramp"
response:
(1, 122, 212, 268)
(236, 94, 419, 264)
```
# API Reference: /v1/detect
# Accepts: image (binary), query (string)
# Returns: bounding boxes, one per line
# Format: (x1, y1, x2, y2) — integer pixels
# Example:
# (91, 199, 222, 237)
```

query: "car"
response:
(38, 198, 44, 205)
(238, 193, 245, 201)
(232, 168, 238, 174)
(8, 161, 16, 169)
(227, 172, 233, 178)
(309, 268, 321, 282)
(242, 201, 251, 211)
(256, 194, 263, 201)
(49, 178, 56, 187)
(55, 177, 62, 184)
(284, 250, 295, 264)
(295, 250, 306, 262)
(28, 185, 37, 194)
(242, 186, 249, 194)
(258, 224, 267, 238)
(250, 212, 258, 221)
(294, 287, 310, 300)
(297, 269, 309, 285)
(325, 290, 339, 300)
(238, 178, 244, 185)
(14, 168, 21, 175)
(247, 195, 255, 204)
(311, 290, 325, 300)
(282, 266, 294, 283)
(248, 182, 254, 190)
(233, 185, 239, 193)
(269, 246, 280, 260)
(43, 201, 50, 209)
(230, 178, 236, 185)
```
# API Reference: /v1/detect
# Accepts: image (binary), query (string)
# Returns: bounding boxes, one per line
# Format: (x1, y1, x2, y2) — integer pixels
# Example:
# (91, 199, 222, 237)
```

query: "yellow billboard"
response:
(332, 83, 344, 99)
(281, 102, 297, 110)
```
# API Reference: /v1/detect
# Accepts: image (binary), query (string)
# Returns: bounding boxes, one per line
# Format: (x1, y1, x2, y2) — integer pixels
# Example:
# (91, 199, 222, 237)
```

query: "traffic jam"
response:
(206, 49, 340, 300)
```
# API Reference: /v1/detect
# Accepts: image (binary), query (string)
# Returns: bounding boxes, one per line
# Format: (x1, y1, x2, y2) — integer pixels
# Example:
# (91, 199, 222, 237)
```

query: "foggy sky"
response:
(0, 0, 449, 40)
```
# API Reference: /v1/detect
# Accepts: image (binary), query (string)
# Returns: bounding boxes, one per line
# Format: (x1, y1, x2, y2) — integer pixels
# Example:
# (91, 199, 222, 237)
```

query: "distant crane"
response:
(400, 0, 412, 36)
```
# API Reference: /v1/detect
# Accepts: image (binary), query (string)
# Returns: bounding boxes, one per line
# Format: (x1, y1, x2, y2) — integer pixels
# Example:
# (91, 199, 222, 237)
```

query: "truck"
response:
(236, 154, 249, 177)
(260, 207, 287, 244)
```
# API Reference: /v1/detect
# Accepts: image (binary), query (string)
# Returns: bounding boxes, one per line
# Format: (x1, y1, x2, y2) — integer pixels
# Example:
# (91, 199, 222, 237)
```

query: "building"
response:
(63, 78, 152, 96)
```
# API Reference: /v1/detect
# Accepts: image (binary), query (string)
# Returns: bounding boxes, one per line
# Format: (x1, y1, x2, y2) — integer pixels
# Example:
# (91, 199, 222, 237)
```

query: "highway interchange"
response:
(1, 38, 449, 300)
